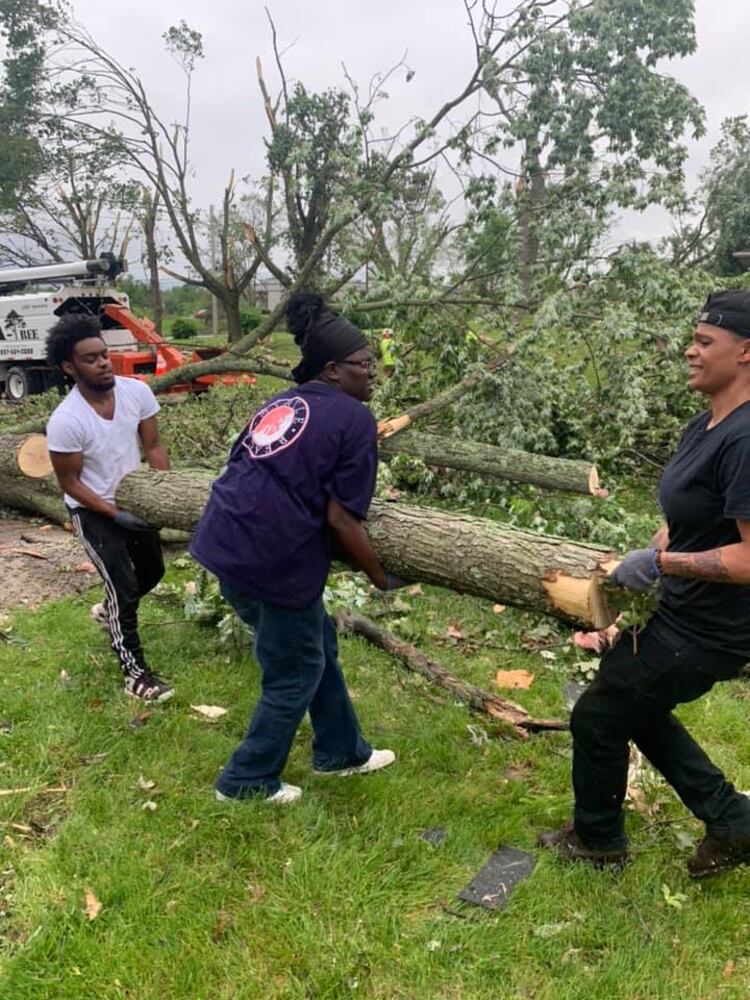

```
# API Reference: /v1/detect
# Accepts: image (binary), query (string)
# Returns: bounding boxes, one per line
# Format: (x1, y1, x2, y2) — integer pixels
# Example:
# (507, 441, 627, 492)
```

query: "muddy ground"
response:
(0, 515, 101, 617)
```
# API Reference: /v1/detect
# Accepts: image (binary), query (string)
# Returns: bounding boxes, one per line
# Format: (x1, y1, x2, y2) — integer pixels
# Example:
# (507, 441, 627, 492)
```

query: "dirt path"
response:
(0, 516, 101, 616)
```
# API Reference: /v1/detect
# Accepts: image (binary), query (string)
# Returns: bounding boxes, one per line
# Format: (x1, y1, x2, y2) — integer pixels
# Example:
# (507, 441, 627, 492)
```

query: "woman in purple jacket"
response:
(191, 294, 402, 804)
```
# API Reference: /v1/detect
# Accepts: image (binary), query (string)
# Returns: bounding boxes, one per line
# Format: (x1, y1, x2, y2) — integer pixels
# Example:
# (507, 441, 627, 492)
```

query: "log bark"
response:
(0, 474, 189, 542)
(0, 475, 68, 525)
(0, 434, 53, 479)
(380, 430, 600, 495)
(336, 611, 566, 738)
(110, 469, 617, 627)
(359, 499, 618, 628)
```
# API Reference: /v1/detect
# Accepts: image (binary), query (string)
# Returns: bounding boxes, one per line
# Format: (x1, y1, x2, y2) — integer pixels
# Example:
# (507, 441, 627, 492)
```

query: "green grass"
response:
(3, 567, 750, 999)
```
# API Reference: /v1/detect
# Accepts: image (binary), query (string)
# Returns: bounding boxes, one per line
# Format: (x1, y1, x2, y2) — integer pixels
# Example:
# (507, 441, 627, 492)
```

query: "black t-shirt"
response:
(656, 401, 750, 655)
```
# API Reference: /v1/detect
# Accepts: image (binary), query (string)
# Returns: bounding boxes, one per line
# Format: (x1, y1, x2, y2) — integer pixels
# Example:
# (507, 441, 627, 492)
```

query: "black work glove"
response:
(383, 572, 411, 591)
(114, 509, 152, 532)
(609, 548, 660, 593)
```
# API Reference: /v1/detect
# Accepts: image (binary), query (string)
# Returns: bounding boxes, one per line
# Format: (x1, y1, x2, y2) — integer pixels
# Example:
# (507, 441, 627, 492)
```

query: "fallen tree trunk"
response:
(1, 462, 618, 626)
(0, 474, 189, 543)
(109, 469, 617, 627)
(336, 611, 566, 738)
(380, 430, 601, 495)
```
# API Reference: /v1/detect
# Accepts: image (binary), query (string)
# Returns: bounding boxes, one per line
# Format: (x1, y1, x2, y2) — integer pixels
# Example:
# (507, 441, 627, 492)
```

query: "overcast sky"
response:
(68, 0, 750, 246)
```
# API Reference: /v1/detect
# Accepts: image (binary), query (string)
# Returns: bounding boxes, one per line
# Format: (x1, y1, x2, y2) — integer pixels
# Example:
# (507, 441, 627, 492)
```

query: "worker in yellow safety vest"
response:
(380, 328, 396, 376)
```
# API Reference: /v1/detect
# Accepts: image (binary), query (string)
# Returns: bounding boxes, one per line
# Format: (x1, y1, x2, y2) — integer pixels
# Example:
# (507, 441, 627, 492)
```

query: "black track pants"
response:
(70, 507, 164, 676)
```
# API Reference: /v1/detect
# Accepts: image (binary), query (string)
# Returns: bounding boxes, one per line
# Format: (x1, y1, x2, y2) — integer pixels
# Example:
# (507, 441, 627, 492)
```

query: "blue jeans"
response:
(215, 583, 372, 798)
(571, 619, 750, 850)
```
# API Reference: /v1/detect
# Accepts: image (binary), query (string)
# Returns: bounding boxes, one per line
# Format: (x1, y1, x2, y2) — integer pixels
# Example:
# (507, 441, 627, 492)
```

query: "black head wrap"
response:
(699, 290, 750, 339)
(286, 293, 368, 384)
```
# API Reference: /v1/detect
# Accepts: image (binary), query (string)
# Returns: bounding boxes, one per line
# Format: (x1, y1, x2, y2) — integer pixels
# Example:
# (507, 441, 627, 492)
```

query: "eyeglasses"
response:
(337, 358, 377, 374)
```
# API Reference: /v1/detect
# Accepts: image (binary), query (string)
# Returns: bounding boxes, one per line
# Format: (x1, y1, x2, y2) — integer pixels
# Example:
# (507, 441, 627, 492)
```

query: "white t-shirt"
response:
(46, 377, 160, 507)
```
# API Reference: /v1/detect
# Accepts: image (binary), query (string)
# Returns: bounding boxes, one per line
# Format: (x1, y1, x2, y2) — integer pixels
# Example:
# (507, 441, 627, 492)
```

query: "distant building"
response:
(250, 275, 368, 312)
(252, 277, 285, 312)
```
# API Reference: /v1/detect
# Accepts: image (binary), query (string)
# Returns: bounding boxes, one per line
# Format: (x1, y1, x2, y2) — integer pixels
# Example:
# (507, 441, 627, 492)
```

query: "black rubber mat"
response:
(458, 846, 536, 911)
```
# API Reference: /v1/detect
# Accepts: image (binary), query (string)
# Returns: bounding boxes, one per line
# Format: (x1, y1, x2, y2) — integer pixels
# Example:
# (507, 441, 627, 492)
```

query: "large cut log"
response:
(110, 469, 617, 627)
(380, 430, 601, 496)
(0, 434, 53, 479)
(336, 611, 566, 738)
(0, 463, 618, 626)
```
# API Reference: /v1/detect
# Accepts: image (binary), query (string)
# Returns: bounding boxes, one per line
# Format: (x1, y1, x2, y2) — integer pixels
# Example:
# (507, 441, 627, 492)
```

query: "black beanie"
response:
(286, 293, 368, 384)
(699, 290, 750, 339)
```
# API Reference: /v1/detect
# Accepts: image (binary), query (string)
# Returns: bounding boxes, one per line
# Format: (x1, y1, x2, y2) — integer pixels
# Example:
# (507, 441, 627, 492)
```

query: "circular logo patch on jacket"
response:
(242, 396, 310, 459)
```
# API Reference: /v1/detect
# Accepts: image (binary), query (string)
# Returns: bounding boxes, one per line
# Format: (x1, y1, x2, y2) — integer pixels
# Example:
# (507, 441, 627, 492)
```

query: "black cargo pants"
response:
(570, 619, 750, 850)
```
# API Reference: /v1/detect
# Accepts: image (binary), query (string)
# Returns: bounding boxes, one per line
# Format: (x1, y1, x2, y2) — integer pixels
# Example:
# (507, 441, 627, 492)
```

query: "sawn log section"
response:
(113, 469, 617, 627)
(380, 430, 600, 495)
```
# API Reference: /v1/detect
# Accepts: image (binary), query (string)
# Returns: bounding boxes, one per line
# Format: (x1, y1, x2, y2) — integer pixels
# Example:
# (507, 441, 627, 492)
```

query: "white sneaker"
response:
(267, 783, 303, 804)
(90, 602, 109, 628)
(214, 782, 302, 805)
(314, 748, 396, 777)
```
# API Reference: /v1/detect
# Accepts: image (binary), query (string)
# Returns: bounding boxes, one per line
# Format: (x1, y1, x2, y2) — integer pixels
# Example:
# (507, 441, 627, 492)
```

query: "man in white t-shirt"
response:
(46, 314, 173, 702)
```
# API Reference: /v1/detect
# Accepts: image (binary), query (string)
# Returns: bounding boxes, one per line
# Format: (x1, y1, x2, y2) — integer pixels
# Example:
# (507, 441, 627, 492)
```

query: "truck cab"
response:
(0, 255, 137, 401)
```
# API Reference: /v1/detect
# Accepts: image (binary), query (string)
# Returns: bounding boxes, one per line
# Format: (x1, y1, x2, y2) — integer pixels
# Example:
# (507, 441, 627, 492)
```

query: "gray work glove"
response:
(383, 572, 411, 591)
(610, 548, 660, 593)
(114, 509, 152, 532)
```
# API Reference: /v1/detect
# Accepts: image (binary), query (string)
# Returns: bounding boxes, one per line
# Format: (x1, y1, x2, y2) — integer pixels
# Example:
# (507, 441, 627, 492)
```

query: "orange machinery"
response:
(101, 303, 255, 394)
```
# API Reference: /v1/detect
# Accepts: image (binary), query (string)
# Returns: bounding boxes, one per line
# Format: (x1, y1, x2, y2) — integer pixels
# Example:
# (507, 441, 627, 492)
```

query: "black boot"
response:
(687, 833, 750, 879)
(537, 823, 630, 869)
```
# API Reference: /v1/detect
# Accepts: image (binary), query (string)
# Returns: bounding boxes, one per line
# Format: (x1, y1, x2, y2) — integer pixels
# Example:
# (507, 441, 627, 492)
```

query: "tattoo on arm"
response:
(662, 549, 731, 582)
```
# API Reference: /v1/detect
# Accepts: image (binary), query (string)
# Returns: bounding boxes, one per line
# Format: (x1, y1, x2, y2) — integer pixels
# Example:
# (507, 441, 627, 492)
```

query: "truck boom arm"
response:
(0, 253, 124, 293)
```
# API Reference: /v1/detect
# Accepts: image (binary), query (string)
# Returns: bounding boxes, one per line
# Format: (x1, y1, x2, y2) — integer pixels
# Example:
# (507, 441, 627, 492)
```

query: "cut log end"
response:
(377, 414, 413, 441)
(542, 564, 619, 629)
(16, 435, 53, 479)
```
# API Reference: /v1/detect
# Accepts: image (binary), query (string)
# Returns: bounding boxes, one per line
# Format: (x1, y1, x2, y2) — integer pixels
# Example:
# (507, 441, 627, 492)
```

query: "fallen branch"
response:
(0, 546, 49, 560)
(149, 353, 292, 393)
(377, 354, 515, 439)
(381, 430, 602, 496)
(336, 611, 566, 738)
(0, 785, 69, 797)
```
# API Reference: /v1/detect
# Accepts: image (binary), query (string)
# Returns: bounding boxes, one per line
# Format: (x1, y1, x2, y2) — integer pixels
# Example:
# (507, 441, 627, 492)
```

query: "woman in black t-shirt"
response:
(540, 289, 750, 878)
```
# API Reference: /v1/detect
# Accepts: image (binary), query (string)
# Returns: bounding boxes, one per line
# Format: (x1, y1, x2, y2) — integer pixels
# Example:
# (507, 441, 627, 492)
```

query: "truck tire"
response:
(4, 366, 41, 402)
